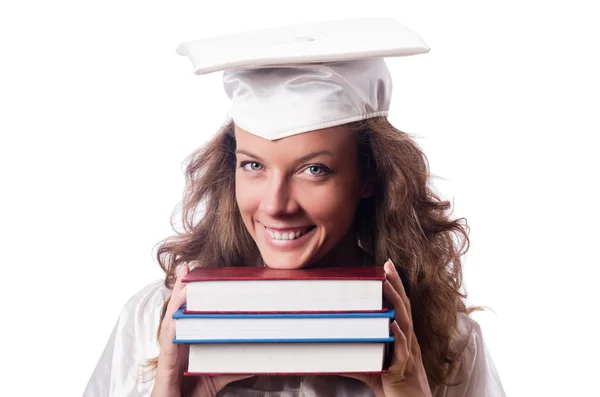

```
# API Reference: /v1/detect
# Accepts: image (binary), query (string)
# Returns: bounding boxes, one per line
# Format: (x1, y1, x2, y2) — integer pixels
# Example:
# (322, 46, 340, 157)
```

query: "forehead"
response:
(234, 124, 355, 155)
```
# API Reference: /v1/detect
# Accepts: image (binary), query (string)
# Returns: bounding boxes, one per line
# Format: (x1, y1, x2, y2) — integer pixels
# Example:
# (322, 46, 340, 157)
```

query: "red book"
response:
(182, 266, 387, 313)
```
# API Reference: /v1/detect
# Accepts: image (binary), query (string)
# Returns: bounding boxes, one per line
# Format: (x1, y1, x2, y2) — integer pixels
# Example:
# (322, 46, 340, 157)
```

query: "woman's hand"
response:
(343, 260, 432, 397)
(151, 264, 250, 397)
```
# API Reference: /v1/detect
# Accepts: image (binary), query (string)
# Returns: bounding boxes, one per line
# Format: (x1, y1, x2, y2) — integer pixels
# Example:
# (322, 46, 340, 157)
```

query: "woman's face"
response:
(235, 124, 371, 269)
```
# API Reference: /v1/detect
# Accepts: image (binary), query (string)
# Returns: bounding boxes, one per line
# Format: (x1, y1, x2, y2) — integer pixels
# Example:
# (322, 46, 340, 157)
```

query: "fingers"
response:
(159, 264, 189, 355)
(384, 260, 411, 314)
(167, 284, 188, 317)
(166, 263, 189, 314)
(383, 261, 413, 344)
(161, 287, 187, 340)
(213, 374, 254, 392)
(384, 281, 412, 353)
(174, 263, 190, 293)
(384, 259, 418, 371)
(390, 321, 410, 366)
(154, 264, 191, 392)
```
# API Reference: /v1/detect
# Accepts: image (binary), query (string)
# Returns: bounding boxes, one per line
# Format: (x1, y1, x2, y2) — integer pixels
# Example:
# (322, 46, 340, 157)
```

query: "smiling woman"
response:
(82, 17, 505, 397)
(235, 124, 370, 270)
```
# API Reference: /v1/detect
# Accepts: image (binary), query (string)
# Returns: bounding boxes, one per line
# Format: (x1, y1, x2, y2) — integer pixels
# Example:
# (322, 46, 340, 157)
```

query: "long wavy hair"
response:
(152, 117, 471, 387)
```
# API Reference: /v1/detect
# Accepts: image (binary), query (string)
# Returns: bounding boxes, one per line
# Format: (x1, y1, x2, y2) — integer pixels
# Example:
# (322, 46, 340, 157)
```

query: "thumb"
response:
(213, 374, 254, 392)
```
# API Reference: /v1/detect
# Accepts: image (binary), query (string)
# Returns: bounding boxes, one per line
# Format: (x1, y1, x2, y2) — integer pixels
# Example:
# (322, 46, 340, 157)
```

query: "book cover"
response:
(173, 308, 395, 341)
(182, 340, 394, 375)
(174, 307, 395, 319)
(184, 370, 389, 376)
(182, 266, 388, 313)
(182, 266, 387, 282)
(173, 337, 395, 344)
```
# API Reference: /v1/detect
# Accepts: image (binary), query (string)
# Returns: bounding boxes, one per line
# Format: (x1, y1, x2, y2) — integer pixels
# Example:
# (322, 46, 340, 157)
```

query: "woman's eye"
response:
(304, 165, 330, 176)
(241, 161, 263, 171)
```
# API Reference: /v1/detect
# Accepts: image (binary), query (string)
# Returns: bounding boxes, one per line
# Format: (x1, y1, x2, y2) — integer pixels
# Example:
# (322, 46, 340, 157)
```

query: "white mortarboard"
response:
(176, 17, 429, 140)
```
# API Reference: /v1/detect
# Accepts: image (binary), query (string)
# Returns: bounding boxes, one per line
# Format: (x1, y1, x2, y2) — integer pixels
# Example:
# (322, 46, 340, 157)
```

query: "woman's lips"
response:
(261, 224, 316, 248)
(264, 226, 314, 240)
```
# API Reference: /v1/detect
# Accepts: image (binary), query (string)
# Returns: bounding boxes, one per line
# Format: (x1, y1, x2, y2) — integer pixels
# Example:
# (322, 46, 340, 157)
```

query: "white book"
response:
(182, 266, 387, 313)
(173, 309, 394, 341)
(185, 342, 391, 374)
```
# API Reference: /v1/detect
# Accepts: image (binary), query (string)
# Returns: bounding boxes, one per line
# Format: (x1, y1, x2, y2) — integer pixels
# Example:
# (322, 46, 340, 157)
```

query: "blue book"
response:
(172, 308, 395, 343)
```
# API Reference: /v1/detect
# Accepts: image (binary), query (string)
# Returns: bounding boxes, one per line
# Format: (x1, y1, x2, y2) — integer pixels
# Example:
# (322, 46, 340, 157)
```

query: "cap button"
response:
(292, 36, 316, 43)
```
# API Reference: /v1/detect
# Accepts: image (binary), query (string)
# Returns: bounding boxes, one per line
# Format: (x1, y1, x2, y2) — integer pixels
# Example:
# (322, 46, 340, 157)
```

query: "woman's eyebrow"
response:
(235, 149, 264, 162)
(235, 150, 335, 163)
(296, 150, 335, 162)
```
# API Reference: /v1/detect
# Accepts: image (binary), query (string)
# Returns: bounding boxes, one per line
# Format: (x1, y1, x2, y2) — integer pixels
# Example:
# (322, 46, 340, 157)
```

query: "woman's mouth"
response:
(261, 225, 316, 248)
(264, 225, 315, 241)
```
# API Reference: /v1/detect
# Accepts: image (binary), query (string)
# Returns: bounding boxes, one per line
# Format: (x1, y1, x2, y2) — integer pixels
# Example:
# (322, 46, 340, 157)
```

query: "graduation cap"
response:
(176, 17, 429, 140)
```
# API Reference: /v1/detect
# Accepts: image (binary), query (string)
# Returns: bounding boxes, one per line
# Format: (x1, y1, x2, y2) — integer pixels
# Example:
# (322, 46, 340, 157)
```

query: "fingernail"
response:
(384, 259, 393, 272)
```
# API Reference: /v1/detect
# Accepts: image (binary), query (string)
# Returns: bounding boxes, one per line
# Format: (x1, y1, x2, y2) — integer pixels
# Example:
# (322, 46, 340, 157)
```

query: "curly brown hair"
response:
(152, 116, 471, 387)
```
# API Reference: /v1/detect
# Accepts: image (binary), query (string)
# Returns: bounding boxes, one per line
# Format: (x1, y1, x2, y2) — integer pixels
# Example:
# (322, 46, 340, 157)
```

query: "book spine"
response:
(175, 308, 394, 318)
(181, 308, 391, 315)
(173, 337, 394, 344)
(184, 370, 388, 376)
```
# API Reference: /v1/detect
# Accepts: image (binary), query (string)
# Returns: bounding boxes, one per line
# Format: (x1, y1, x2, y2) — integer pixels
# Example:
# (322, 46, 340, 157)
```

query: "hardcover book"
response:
(173, 308, 395, 341)
(182, 340, 393, 375)
(182, 266, 387, 313)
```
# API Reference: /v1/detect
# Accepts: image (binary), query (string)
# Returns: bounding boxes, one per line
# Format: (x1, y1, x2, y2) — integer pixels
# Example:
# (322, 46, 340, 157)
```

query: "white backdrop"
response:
(1, 1, 598, 396)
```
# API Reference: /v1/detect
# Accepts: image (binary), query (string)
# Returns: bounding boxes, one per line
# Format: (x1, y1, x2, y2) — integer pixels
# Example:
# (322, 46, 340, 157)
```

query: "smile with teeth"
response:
(265, 226, 314, 241)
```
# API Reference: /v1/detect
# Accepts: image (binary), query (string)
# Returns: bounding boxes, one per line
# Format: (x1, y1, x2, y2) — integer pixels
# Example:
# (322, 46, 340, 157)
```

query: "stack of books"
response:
(173, 266, 394, 375)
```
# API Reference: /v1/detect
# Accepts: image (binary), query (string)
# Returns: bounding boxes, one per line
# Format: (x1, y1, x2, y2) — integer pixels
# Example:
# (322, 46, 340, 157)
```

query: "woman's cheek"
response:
(301, 187, 353, 225)
(236, 177, 258, 216)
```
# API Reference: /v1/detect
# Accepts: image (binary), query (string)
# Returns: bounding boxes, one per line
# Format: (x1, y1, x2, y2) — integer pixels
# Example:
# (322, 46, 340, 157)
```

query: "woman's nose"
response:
(259, 176, 299, 216)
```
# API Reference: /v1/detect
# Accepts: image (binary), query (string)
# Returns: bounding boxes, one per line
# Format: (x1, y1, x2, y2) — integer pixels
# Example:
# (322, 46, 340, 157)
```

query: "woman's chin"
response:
(262, 260, 309, 270)
(260, 252, 313, 270)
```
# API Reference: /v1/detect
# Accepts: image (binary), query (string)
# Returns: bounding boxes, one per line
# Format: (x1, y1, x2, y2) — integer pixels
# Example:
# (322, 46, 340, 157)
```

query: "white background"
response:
(1, 1, 598, 396)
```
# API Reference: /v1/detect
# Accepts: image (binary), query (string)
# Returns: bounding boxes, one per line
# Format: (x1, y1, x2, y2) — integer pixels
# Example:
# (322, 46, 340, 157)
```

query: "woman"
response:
(83, 18, 505, 397)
